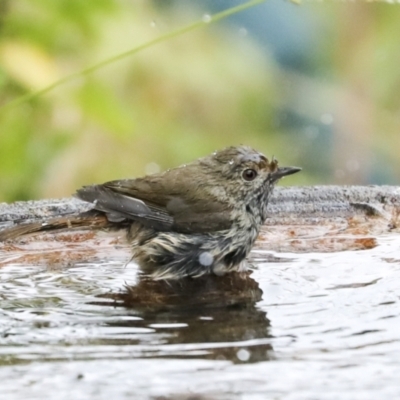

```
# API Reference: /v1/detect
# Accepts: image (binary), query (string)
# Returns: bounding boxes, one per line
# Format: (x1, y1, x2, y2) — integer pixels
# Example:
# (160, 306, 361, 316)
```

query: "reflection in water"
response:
(2, 236, 400, 398)
(92, 271, 273, 363)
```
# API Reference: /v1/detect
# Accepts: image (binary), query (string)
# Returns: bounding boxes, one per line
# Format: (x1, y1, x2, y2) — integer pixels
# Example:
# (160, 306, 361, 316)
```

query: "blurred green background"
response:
(0, 0, 399, 202)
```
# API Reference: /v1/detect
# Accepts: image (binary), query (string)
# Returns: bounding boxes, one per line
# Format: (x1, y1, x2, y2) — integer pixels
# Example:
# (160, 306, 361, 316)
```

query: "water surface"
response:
(1, 234, 400, 399)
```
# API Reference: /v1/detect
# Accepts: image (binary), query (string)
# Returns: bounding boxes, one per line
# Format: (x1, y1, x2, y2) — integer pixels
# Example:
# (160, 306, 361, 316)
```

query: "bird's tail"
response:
(0, 212, 110, 241)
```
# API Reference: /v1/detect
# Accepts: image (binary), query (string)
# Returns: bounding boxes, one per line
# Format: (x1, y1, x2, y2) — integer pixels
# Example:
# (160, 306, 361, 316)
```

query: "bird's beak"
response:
(271, 166, 301, 181)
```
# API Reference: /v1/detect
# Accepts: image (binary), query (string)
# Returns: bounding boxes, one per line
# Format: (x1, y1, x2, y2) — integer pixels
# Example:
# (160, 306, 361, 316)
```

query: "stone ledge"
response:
(1, 185, 399, 228)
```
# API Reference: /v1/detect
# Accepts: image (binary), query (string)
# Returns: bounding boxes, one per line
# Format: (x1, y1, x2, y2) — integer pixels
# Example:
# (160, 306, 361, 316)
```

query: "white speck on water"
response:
(199, 316, 213, 321)
(41, 222, 48, 226)
(228, 160, 234, 165)
(199, 252, 214, 267)
(320, 113, 334, 125)
(202, 14, 212, 23)
(237, 349, 251, 362)
(148, 323, 188, 329)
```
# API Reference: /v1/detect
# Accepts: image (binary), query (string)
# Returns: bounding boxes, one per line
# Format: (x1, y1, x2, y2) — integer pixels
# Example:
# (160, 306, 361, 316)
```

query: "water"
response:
(1, 234, 400, 399)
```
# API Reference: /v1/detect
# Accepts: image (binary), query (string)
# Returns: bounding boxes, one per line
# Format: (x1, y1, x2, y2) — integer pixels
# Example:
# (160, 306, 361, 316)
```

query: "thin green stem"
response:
(0, 0, 265, 113)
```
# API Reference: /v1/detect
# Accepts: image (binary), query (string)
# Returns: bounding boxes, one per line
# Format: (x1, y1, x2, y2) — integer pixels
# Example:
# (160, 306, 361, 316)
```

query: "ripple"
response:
(1, 234, 400, 398)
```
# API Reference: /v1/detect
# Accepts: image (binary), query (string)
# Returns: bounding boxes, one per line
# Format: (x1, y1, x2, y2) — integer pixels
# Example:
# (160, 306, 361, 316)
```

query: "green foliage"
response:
(0, 1, 398, 201)
(0, 0, 285, 201)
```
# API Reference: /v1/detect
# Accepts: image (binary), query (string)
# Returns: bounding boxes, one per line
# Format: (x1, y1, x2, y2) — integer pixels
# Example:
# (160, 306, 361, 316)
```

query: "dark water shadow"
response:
(91, 271, 273, 363)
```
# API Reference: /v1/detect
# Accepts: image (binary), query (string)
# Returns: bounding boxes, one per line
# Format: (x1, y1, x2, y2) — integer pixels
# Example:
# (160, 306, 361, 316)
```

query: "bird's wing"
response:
(76, 184, 174, 231)
(76, 171, 233, 233)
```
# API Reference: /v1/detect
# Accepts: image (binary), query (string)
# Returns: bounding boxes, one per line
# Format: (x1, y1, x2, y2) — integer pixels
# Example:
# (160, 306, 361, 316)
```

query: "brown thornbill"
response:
(0, 146, 300, 279)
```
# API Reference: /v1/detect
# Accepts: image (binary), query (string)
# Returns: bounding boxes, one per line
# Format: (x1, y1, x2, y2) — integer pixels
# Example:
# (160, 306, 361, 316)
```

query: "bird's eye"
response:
(242, 169, 258, 181)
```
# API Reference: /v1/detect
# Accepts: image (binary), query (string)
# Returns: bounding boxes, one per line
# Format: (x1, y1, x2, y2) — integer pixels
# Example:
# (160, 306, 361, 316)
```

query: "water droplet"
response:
(145, 162, 161, 175)
(320, 113, 334, 125)
(202, 14, 212, 23)
(304, 126, 319, 139)
(238, 27, 248, 37)
(228, 160, 234, 165)
(346, 159, 360, 172)
(237, 348, 251, 362)
(199, 252, 214, 267)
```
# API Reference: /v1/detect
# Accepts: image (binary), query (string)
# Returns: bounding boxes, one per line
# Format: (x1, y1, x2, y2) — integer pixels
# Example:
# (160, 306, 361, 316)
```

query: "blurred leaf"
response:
(0, 40, 59, 90)
(75, 80, 135, 137)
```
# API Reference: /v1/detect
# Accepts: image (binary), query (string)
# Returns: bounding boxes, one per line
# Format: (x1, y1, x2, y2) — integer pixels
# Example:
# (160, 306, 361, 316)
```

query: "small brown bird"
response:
(0, 146, 300, 279)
